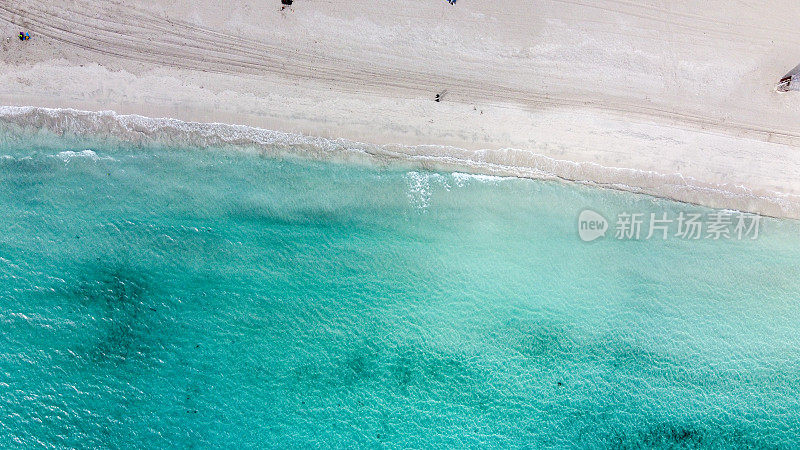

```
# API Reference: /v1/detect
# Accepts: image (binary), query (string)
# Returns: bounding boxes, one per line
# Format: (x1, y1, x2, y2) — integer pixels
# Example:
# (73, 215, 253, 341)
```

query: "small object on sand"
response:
(434, 89, 448, 102)
(281, 0, 293, 11)
(778, 63, 800, 92)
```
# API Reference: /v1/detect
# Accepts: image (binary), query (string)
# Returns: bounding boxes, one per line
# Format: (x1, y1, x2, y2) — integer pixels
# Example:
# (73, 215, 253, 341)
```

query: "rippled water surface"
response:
(2, 134, 800, 448)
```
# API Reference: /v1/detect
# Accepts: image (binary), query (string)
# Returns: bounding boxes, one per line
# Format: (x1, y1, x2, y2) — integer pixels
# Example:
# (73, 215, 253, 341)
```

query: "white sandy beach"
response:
(2, 0, 800, 217)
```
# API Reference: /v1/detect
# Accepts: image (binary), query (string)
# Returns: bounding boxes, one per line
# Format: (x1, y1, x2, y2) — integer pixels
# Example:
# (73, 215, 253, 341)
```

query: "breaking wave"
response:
(53, 149, 117, 162)
(1, 105, 797, 218)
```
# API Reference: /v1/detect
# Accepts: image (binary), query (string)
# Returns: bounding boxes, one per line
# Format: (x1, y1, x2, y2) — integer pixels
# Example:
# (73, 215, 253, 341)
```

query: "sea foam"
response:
(0, 106, 797, 218)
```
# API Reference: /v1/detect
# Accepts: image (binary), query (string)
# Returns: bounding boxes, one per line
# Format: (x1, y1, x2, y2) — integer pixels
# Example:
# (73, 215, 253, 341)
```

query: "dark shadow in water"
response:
(289, 341, 492, 405)
(510, 318, 576, 361)
(607, 421, 771, 449)
(73, 264, 160, 364)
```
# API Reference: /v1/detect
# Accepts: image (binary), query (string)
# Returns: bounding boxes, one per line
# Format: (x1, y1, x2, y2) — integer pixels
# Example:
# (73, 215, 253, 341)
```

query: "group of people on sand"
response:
(18, 31, 30, 41)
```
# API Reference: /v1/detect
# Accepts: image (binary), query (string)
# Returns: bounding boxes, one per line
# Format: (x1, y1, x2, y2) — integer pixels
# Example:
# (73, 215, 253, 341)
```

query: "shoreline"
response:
(2, 105, 798, 219)
(3, 0, 800, 218)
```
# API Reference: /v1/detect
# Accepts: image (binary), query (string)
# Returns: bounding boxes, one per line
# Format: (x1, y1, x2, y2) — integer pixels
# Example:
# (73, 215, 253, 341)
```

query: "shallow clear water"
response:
(2, 134, 800, 448)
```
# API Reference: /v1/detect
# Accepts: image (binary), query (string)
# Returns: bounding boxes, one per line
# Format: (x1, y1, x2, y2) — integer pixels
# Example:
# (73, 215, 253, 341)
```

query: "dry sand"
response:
(2, 0, 800, 217)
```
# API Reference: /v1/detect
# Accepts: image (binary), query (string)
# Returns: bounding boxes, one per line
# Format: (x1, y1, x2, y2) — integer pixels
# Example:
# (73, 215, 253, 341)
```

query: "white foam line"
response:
(1, 105, 798, 219)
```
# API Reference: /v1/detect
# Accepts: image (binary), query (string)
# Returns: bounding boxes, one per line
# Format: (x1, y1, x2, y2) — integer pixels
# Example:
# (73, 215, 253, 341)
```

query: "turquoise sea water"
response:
(2, 131, 800, 448)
